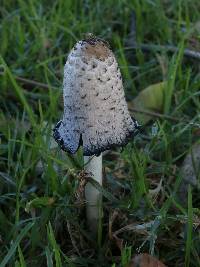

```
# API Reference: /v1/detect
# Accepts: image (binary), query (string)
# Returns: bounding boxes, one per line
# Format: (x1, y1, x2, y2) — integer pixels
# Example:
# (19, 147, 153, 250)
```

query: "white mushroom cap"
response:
(53, 35, 139, 156)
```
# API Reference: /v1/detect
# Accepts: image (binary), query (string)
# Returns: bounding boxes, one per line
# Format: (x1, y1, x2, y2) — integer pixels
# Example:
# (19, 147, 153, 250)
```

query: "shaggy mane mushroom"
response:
(53, 34, 139, 234)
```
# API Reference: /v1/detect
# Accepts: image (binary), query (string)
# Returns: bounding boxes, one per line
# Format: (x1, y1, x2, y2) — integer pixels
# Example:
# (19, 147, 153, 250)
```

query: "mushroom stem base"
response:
(84, 154, 102, 235)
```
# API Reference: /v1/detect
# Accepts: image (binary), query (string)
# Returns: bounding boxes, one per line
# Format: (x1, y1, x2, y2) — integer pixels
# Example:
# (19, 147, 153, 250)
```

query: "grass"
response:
(0, 0, 200, 266)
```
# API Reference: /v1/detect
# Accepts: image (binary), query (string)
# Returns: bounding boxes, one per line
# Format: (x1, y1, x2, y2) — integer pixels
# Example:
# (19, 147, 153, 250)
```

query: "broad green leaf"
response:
(130, 81, 166, 124)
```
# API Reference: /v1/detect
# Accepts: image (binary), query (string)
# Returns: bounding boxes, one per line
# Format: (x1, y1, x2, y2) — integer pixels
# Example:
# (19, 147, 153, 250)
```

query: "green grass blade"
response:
(0, 57, 36, 127)
(185, 186, 193, 267)
(47, 222, 62, 267)
(0, 222, 34, 267)
(18, 246, 26, 267)
(45, 247, 54, 267)
(164, 42, 184, 114)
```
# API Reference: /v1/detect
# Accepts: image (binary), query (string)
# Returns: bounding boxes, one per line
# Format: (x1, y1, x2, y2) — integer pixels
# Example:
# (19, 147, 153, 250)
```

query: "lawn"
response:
(0, 0, 200, 266)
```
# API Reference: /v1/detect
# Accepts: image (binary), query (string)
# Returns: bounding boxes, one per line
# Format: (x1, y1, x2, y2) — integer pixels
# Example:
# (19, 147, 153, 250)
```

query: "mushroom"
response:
(53, 34, 139, 233)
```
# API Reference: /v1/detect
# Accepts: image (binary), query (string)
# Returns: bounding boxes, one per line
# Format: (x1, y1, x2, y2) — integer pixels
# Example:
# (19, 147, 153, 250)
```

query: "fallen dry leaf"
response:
(127, 253, 167, 267)
(178, 142, 200, 205)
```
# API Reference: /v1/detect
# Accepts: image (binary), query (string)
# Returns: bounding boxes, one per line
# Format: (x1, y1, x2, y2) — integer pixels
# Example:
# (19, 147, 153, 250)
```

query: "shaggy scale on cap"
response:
(53, 35, 139, 156)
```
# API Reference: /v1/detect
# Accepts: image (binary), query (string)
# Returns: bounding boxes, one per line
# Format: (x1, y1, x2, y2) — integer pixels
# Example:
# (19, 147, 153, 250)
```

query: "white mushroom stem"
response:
(84, 154, 102, 234)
